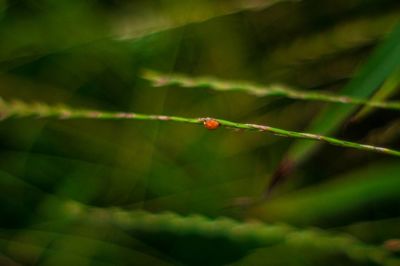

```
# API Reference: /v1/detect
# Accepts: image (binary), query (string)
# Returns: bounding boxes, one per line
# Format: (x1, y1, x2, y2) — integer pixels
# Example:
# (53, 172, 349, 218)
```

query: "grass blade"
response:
(247, 161, 400, 226)
(288, 22, 400, 161)
(352, 69, 400, 121)
(266, 12, 400, 67)
(265, 22, 400, 194)
(113, 0, 293, 40)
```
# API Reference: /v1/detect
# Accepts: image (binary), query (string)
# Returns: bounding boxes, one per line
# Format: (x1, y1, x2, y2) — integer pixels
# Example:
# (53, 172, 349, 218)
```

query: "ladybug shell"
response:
(203, 119, 220, 130)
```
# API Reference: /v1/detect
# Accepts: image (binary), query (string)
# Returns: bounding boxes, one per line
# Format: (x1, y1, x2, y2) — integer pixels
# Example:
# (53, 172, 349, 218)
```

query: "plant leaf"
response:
(352, 68, 400, 121)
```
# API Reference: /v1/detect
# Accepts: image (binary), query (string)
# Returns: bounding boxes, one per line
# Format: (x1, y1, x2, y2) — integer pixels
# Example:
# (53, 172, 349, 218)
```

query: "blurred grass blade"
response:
(247, 161, 400, 226)
(267, 22, 400, 194)
(0, 98, 400, 157)
(266, 12, 400, 67)
(114, 0, 293, 40)
(289, 22, 400, 161)
(75, 206, 400, 266)
(0, 0, 291, 66)
(352, 68, 400, 121)
(142, 69, 400, 111)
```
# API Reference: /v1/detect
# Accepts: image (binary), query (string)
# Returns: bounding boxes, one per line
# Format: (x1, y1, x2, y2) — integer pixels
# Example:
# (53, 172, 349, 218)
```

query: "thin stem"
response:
(142, 70, 400, 111)
(1, 98, 400, 157)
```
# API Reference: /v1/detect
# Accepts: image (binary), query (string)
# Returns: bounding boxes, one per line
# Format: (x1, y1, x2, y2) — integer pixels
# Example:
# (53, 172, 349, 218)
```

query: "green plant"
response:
(1, 1, 400, 266)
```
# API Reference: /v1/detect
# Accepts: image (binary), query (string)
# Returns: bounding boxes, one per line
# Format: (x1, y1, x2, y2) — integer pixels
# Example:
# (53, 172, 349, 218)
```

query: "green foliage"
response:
(284, 21, 400, 164)
(247, 161, 400, 225)
(352, 69, 400, 121)
(1, 1, 400, 265)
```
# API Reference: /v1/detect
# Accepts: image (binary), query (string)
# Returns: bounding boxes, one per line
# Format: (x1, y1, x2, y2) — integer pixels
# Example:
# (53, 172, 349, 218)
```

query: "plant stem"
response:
(142, 70, 400, 111)
(1, 98, 400, 157)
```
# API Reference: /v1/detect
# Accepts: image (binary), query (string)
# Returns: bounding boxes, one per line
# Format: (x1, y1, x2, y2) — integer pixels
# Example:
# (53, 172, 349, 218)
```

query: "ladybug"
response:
(203, 118, 220, 130)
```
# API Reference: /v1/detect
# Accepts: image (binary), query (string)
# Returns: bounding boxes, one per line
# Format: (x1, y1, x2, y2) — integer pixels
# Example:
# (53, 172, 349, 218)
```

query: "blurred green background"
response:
(0, 0, 400, 265)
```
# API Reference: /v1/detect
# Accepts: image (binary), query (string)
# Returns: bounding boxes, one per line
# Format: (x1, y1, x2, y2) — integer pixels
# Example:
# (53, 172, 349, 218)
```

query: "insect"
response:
(203, 118, 220, 130)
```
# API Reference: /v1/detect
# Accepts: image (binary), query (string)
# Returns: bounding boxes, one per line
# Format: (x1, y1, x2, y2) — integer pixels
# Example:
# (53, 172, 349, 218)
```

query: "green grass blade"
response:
(247, 161, 400, 226)
(114, 0, 293, 40)
(261, 23, 400, 193)
(142, 69, 400, 111)
(287, 22, 400, 162)
(1, 98, 400, 157)
(266, 12, 400, 67)
(352, 69, 400, 121)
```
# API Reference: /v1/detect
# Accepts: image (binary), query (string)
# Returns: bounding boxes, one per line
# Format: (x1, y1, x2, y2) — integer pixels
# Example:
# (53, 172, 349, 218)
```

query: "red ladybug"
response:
(203, 118, 220, 130)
